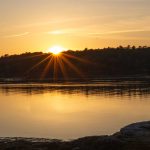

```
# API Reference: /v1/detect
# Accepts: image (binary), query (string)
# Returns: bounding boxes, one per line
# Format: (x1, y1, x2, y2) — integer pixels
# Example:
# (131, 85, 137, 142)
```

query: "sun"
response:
(48, 46, 64, 55)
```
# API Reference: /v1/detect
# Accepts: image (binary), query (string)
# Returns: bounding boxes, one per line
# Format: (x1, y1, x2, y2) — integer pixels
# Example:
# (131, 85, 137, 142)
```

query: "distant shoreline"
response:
(0, 75, 150, 84)
(0, 48, 150, 80)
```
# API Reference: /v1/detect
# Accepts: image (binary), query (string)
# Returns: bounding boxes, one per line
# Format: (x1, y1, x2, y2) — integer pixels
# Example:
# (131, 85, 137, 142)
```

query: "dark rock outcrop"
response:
(0, 121, 150, 150)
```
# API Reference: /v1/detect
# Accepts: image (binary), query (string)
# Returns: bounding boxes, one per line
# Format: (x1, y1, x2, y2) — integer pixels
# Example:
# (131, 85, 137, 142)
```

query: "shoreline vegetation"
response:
(0, 121, 150, 150)
(0, 46, 150, 81)
(0, 76, 149, 96)
(0, 74, 150, 84)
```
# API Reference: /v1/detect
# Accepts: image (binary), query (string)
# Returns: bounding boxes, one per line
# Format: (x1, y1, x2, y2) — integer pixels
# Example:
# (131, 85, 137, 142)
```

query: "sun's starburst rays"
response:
(63, 53, 91, 64)
(22, 53, 45, 60)
(26, 48, 87, 80)
(25, 54, 52, 76)
(61, 55, 85, 78)
(57, 57, 68, 80)
(53, 56, 59, 80)
(40, 55, 54, 79)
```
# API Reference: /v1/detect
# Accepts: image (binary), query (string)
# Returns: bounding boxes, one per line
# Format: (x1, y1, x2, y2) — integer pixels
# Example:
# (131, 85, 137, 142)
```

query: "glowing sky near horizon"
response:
(0, 0, 150, 54)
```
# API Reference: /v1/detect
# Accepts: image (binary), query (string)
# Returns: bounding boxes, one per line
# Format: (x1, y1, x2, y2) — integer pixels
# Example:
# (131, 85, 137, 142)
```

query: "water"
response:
(0, 80, 150, 139)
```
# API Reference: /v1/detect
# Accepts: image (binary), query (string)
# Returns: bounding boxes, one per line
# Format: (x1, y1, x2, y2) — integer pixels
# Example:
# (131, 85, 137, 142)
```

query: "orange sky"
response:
(0, 0, 150, 55)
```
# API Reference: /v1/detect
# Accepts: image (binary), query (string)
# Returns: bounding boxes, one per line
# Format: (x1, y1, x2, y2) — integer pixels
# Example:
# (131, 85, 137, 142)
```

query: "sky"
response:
(0, 0, 150, 55)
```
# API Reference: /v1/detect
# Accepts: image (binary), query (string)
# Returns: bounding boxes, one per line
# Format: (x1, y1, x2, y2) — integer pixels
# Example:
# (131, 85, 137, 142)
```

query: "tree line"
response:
(0, 46, 150, 80)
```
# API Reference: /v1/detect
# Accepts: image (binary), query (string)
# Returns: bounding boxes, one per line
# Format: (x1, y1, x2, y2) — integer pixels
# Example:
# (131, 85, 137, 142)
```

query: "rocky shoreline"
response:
(0, 121, 150, 150)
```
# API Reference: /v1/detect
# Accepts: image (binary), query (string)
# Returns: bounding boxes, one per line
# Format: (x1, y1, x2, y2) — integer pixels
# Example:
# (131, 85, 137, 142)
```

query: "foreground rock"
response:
(0, 121, 150, 150)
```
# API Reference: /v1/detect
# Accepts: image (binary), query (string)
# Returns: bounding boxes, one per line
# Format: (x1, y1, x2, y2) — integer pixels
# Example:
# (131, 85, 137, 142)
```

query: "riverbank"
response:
(0, 121, 150, 150)
(0, 75, 150, 84)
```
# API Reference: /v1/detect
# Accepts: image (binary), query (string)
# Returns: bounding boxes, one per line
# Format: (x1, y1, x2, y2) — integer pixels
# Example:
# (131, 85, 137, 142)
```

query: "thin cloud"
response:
(88, 29, 150, 36)
(15, 16, 105, 29)
(46, 28, 80, 35)
(4, 32, 29, 38)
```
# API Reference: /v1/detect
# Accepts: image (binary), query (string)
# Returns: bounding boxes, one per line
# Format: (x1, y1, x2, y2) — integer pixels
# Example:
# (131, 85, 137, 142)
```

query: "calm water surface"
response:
(0, 80, 150, 139)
